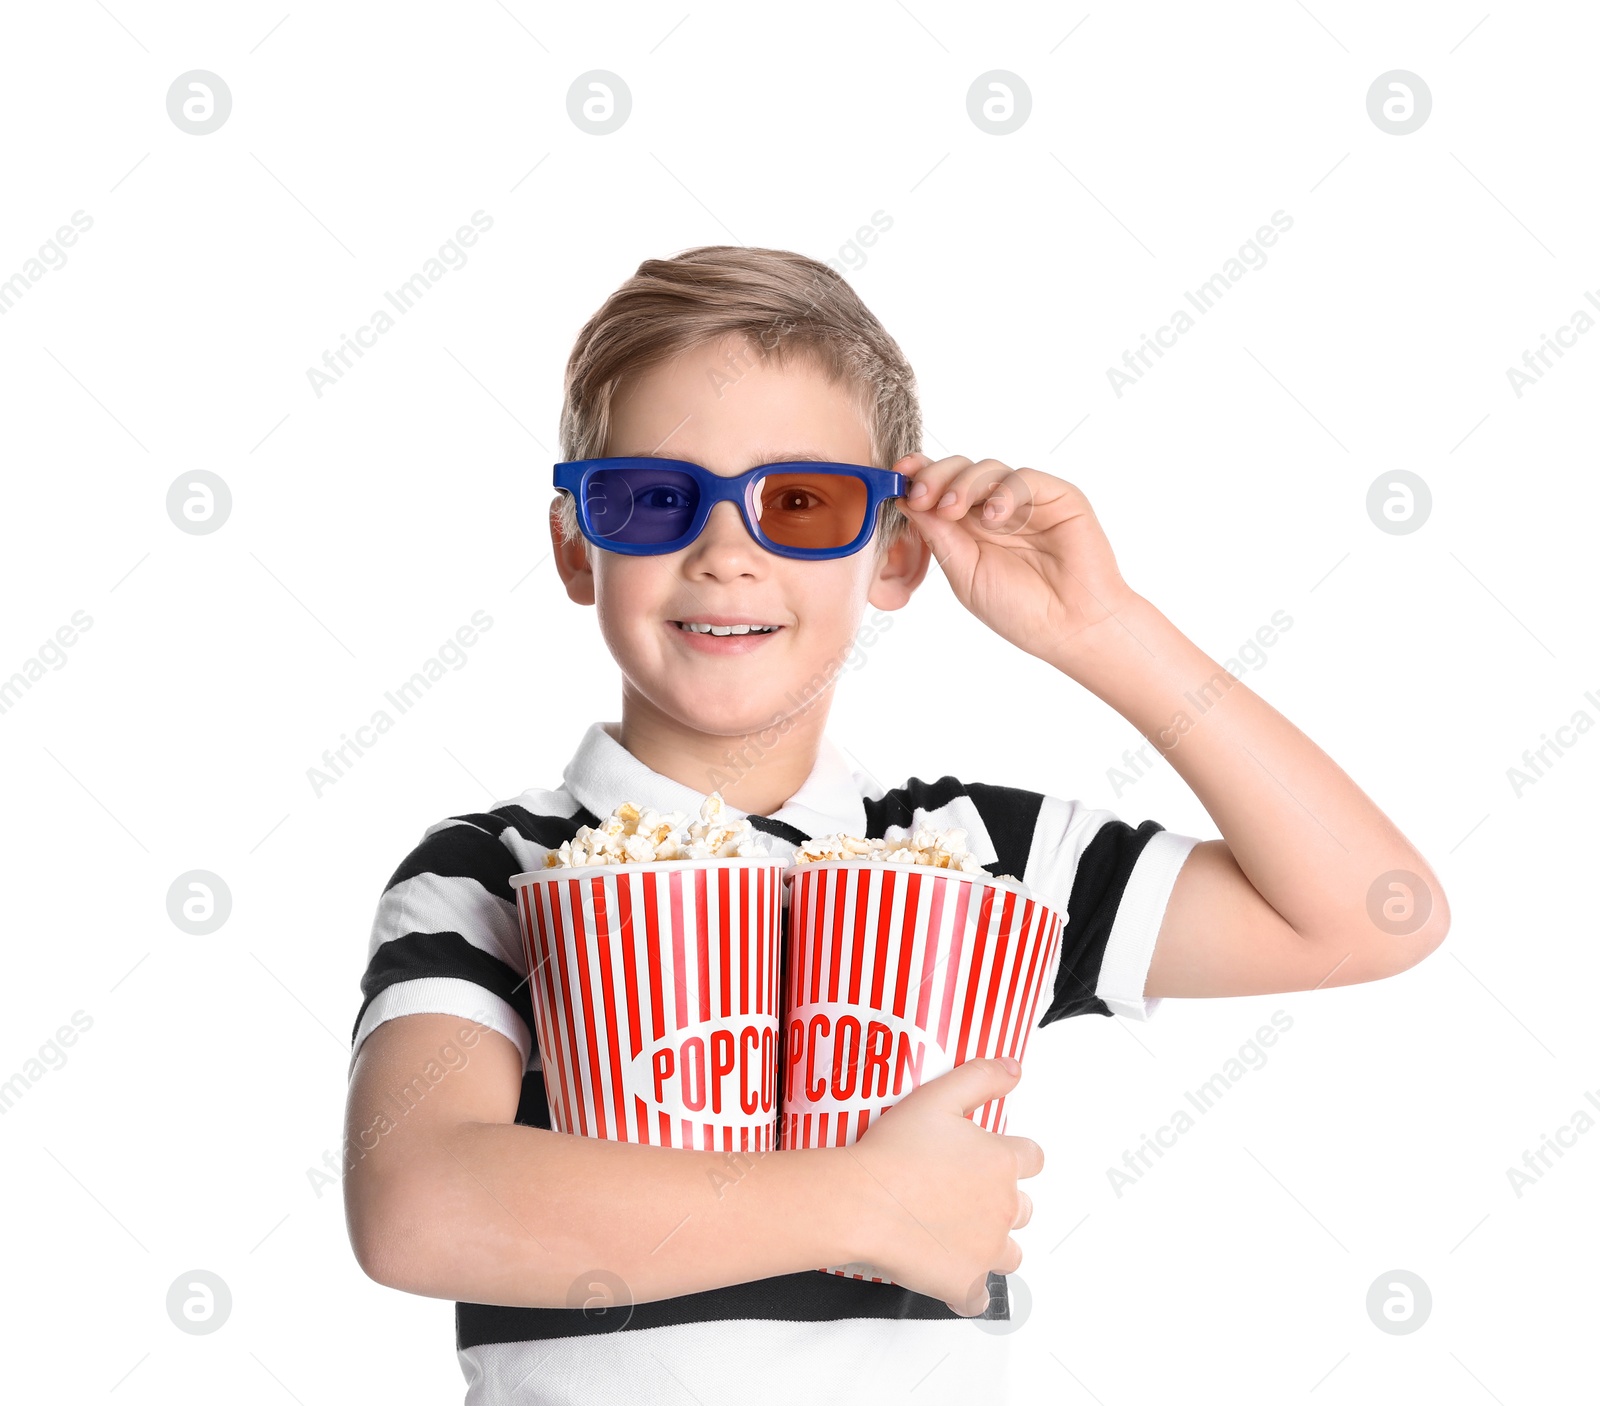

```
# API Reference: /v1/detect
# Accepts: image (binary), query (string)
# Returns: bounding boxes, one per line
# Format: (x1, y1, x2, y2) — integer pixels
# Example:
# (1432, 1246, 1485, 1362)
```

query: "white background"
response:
(2, 1, 1595, 1401)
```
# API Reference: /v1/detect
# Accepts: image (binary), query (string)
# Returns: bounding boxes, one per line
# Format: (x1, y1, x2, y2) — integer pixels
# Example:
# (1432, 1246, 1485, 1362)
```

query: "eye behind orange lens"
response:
(754, 472, 867, 550)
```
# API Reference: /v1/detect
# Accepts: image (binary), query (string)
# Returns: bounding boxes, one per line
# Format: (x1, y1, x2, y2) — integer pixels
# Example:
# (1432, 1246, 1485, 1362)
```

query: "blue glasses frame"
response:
(553, 457, 907, 560)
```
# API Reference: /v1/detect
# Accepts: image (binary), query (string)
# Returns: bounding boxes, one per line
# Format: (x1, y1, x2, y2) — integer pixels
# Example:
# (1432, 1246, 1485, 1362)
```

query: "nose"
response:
(684, 499, 764, 576)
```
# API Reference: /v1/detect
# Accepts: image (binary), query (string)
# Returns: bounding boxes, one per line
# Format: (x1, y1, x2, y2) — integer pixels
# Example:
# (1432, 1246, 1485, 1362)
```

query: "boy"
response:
(344, 246, 1450, 1403)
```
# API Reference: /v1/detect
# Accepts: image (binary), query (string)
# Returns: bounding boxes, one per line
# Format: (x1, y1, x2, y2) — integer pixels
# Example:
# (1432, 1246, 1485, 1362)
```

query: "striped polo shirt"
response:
(350, 720, 1200, 1404)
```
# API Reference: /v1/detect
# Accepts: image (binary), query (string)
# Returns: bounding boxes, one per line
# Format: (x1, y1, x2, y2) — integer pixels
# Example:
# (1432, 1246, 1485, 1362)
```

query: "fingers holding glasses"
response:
(941, 460, 1019, 521)
(898, 455, 1019, 522)
(897, 454, 969, 511)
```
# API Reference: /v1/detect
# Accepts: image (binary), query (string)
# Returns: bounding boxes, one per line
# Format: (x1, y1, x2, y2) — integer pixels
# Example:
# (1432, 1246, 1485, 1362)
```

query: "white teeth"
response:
(677, 622, 777, 635)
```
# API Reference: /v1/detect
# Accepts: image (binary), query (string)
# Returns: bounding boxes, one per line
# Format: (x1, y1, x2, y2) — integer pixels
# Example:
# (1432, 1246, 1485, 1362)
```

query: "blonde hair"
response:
(553, 245, 918, 560)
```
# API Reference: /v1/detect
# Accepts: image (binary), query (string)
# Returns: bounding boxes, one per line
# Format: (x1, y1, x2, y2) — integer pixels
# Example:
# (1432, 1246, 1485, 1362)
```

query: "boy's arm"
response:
(345, 1012, 865, 1308)
(894, 453, 1451, 999)
(1064, 591, 1451, 997)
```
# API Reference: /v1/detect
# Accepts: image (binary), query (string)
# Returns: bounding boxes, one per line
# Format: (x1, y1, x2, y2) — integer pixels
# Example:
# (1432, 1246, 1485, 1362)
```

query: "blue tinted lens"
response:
(584, 467, 699, 545)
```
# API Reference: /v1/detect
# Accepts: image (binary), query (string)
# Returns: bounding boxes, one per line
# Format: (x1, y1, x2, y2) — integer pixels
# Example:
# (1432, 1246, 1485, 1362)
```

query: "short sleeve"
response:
(349, 815, 537, 1078)
(1025, 795, 1202, 1024)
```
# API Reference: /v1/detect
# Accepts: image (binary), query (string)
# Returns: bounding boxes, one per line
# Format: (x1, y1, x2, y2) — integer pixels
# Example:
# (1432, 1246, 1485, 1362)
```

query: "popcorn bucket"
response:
(510, 858, 788, 1151)
(780, 861, 1065, 1283)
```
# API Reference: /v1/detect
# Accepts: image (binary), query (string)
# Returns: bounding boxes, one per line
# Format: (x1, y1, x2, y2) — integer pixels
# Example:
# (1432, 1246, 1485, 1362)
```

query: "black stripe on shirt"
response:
(493, 802, 604, 849)
(1037, 817, 1168, 1024)
(862, 776, 1041, 886)
(351, 930, 537, 1045)
(861, 775, 969, 843)
(381, 817, 519, 895)
(352, 807, 596, 1046)
(957, 780, 1046, 887)
(457, 1269, 1011, 1348)
(380, 806, 599, 895)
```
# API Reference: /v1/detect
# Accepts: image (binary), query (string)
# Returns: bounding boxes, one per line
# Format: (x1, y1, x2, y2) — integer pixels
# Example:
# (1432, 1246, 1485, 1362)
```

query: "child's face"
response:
(552, 336, 928, 738)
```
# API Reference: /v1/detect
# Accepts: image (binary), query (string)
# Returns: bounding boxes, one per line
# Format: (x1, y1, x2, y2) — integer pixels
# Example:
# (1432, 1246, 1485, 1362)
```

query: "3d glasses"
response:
(553, 457, 906, 560)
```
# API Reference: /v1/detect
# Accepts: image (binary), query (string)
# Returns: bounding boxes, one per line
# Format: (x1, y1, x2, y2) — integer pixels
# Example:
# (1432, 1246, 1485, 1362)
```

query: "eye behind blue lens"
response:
(585, 467, 699, 544)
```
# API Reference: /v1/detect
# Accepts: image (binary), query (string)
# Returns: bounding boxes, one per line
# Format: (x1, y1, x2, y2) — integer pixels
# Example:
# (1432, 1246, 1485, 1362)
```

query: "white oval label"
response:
(626, 1019, 780, 1123)
(781, 1003, 951, 1116)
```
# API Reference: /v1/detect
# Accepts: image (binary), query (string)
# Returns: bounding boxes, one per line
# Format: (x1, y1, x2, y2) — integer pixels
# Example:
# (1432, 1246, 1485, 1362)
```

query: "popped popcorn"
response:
(542, 791, 773, 868)
(793, 823, 1018, 882)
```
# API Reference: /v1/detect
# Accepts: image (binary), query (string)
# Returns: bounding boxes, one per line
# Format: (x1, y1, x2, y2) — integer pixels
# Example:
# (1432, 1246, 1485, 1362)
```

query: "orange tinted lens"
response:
(753, 472, 868, 550)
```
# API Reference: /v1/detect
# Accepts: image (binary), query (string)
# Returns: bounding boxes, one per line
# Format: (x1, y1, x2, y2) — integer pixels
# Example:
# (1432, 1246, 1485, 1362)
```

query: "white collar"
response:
(559, 720, 869, 841)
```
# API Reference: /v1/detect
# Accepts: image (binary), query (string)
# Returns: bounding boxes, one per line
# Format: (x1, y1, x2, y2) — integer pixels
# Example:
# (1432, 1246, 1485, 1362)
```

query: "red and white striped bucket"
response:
(510, 858, 788, 1152)
(780, 861, 1065, 1283)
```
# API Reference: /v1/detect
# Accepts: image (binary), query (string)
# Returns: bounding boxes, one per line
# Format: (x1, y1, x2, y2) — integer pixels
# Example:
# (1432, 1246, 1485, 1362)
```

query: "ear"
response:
(550, 496, 595, 605)
(866, 522, 932, 612)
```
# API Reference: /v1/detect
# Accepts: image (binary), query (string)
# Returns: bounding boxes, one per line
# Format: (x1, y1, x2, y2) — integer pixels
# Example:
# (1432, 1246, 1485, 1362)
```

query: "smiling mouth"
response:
(670, 621, 784, 636)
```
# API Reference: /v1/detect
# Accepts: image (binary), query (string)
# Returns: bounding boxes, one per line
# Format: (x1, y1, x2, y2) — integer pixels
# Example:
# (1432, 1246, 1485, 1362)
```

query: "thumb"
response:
(930, 1056, 1021, 1116)
(904, 494, 973, 577)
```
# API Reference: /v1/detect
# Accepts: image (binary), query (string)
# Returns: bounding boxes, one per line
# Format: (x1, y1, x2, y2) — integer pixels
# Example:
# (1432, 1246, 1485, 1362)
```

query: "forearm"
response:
(362, 1120, 864, 1308)
(1058, 591, 1448, 950)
